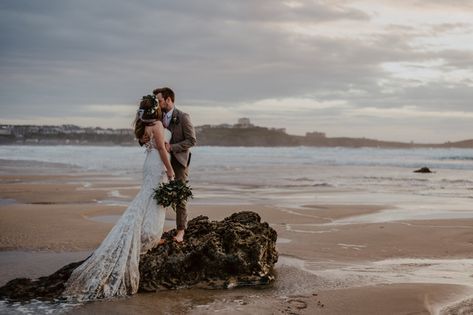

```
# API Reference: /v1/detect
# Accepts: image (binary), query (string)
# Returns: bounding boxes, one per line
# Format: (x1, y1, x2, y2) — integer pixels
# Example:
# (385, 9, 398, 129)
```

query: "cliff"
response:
(1, 124, 472, 148)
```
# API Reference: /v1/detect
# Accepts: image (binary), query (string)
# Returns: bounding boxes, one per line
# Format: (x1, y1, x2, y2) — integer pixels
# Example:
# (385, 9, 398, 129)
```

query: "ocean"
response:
(1, 145, 472, 220)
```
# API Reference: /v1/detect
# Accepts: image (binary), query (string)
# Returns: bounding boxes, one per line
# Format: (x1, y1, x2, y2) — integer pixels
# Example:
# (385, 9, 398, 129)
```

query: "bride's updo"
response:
(134, 95, 163, 140)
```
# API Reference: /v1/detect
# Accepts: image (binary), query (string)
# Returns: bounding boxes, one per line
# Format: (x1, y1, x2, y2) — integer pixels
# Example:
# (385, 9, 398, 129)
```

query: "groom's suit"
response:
(165, 107, 196, 230)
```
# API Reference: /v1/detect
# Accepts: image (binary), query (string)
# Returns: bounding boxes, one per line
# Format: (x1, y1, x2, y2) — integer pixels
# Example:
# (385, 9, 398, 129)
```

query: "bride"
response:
(63, 95, 174, 301)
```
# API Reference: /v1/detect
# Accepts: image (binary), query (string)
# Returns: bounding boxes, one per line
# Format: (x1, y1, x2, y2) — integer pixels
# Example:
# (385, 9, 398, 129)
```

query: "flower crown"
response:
(137, 95, 158, 123)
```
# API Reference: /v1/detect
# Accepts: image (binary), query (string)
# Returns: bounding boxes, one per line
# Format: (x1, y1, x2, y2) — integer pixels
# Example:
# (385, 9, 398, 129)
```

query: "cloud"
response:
(347, 106, 473, 119)
(0, 0, 472, 142)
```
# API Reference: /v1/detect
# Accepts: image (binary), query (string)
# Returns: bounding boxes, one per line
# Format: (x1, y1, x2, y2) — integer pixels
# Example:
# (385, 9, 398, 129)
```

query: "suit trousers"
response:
(171, 155, 189, 230)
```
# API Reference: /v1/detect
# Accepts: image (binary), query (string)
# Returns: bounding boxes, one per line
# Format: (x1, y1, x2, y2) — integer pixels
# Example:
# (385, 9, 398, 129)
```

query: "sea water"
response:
(0, 145, 472, 218)
(0, 145, 471, 200)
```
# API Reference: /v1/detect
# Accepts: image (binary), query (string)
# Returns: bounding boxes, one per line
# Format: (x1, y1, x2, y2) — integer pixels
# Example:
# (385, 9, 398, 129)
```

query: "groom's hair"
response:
(153, 87, 175, 103)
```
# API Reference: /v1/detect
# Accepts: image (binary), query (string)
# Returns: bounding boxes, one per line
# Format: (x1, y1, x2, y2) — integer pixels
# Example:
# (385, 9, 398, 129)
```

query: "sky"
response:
(1, 0, 472, 143)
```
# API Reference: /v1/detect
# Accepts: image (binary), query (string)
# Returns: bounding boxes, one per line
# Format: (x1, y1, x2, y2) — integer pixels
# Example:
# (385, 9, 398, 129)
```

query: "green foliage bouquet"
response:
(153, 180, 193, 211)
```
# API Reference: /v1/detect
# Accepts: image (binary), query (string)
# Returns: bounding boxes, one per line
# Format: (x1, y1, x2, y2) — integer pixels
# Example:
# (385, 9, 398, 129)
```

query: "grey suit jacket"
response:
(167, 107, 196, 167)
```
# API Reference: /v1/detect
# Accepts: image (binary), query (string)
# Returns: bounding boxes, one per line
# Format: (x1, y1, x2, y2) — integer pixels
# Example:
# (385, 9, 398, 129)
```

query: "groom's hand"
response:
(141, 134, 150, 144)
(165, 142, 171, 153)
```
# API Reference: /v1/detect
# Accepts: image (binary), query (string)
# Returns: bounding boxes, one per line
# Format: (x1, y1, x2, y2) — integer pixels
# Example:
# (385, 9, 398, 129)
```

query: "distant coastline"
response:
(1, 119, 472, 149)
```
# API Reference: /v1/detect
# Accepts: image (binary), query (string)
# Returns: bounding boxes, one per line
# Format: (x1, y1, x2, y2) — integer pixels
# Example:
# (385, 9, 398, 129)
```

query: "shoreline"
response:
(1, 159, 473, 314)
(2, 137, 473, 149)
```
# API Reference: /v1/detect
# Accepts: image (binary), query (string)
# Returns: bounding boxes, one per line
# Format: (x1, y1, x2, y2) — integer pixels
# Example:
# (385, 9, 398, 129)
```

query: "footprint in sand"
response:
(287, 298, 308, 309)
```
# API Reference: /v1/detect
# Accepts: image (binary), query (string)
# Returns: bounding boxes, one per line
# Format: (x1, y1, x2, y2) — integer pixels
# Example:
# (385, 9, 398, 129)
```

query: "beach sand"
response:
(1, 160, 473, 314)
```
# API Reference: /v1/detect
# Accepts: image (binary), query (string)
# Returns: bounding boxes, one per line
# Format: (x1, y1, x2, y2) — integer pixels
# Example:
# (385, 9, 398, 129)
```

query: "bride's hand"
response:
(166, 169, 175, 181)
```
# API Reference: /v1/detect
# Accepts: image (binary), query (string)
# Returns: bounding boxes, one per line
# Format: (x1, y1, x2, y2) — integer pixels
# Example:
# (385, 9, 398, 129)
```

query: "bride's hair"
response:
(133, 95, 163, 140)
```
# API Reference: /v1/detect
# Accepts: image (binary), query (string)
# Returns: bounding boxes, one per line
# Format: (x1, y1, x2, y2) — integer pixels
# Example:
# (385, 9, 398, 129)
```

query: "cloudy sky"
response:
(1, 1, 472, 142)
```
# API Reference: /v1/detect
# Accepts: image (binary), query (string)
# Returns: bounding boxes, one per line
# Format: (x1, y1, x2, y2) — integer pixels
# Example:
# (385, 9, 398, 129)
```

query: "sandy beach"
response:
(1, 158, 473, 314)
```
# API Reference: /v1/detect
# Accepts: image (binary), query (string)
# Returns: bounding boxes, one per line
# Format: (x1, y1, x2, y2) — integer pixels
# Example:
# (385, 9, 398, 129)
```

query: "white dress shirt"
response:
(163, 108, 174, 128)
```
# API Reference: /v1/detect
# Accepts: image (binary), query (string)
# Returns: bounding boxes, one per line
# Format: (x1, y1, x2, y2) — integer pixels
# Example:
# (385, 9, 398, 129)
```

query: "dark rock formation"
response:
(0, 211, 278, 302)
(414, 167, 433, 173)
(0, 261, 83, 302)
(139, 211, 278, 291)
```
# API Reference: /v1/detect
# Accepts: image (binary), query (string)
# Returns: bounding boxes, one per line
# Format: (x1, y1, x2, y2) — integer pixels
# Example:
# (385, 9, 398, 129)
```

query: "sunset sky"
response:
(1, 1, 472, 142)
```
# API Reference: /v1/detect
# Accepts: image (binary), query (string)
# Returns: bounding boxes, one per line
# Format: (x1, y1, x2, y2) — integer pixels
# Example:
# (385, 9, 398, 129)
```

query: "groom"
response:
(153, 87, 196, 242)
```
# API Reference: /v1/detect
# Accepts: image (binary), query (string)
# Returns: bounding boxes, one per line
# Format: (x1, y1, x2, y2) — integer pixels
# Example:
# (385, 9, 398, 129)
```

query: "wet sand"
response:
(1, 160, 473, 314)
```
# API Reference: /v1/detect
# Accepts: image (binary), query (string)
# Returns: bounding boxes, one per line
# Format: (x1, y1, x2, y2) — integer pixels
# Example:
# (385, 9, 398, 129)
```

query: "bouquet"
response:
(153, 180, 193, 211)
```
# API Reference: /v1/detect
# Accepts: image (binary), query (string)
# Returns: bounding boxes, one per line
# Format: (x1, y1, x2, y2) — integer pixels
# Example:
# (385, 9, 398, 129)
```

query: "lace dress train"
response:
(63, 134, 169, 301)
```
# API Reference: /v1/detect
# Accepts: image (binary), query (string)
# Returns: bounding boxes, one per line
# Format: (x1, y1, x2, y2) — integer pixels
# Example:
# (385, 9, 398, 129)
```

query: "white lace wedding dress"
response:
(63, 130, 171, 301)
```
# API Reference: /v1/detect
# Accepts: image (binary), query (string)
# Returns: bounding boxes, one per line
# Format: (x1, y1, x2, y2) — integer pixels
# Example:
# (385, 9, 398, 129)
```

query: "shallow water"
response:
(0, 252, 319, 315)
(0, 251, 91, 287)
(0, 199, 16, 206)
(279, 255, 473, 289)
(3, 252, 473, 314)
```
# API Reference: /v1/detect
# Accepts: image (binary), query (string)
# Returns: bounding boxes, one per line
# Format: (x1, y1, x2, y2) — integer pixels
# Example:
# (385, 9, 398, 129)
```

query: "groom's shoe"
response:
(173, 229, 185, 243)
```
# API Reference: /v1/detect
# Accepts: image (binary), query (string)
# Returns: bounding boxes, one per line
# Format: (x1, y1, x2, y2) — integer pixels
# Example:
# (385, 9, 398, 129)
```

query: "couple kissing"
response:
(63, 87, 196, 301)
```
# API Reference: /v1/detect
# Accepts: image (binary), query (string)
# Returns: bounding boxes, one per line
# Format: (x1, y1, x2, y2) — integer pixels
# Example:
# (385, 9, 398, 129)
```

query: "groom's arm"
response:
(138, 133, 151, 147)
(170, 113, 196, 153)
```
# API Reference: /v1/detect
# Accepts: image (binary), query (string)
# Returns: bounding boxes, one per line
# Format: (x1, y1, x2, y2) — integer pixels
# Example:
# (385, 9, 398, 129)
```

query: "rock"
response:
(414, 167, 433, 173)
(0, 211, 278, 302)
(139, 211, 278, 291)
(0, 261, 84, 302)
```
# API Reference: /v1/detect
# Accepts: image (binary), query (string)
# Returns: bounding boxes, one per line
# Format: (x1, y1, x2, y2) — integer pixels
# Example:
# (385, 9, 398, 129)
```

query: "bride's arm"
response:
(149, 123, 175, 179)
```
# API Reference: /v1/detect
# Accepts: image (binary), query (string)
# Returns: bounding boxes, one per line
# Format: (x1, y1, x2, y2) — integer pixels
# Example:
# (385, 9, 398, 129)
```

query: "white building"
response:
(235, 118, 253, 128)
